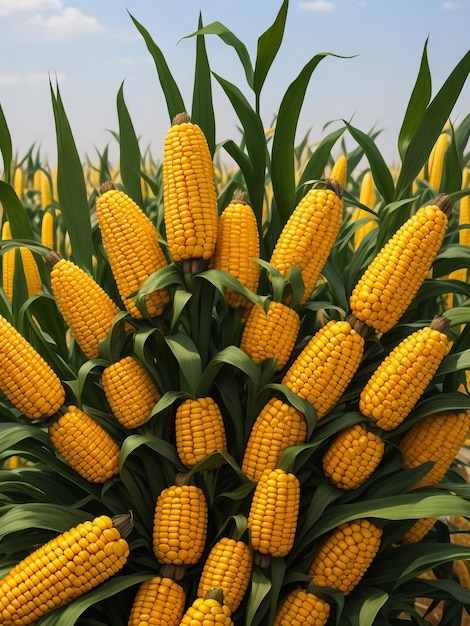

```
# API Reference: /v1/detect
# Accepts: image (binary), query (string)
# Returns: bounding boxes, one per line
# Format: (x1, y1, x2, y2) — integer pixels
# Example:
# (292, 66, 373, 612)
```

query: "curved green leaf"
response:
(117, 82, 143, 207)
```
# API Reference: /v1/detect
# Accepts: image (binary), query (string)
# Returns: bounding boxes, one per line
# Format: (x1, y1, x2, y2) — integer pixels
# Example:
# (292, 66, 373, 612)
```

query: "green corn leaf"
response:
(130, 13, 186, 121)
(0, 503, 89, 539)
(440, 126, 463, 194)
(50, 80, 93, 271)
(346, 589, 390, 626)
(0, 182, 34, 240)
(246, 567, 272, 626)
(395, 48, 470, 199)
(398, 39, 432, 161)
(0, 102, 12, 184)
(116, 82, 143, 207)
(191, 13, 216, 156)
(344, 121, 395, 203)
(164, 332, 203, 396)
(253, 0, 288, 106)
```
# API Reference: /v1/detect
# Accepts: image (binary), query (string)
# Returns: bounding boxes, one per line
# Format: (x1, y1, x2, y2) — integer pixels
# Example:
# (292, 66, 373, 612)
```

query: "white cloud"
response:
(118, 55, 152, 66)
(0, 0, 61, 17)
(298, 1, 336, 11)
(0, 71, 64, 86)
(441, 1, 461, 8)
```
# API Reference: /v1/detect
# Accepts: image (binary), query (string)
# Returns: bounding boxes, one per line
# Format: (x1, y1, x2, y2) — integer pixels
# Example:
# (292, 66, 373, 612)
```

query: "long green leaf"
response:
(191, 13, 216, 155)
(253, 0, 288, 107)
(117, 82, 143, 207)
(0, 102, 12, 183)
(129, 13, 185, 121)
(50, 80, 93, 271)
(397, 39, 432, 160)
(0, 181, 34, 239)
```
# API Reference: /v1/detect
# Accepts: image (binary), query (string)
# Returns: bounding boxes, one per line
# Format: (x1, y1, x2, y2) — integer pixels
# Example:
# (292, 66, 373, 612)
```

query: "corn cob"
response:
(322, 423, 385, 490)
(428, 132, 449, 191)
(349, 194, 453, 333)
(212, 189, 260, 308)
(460, 168, 470, 248)
(179, 588, 234, 626)
(47, 251, 120, 359)
(273, 583, 331, 626)
(2, 222, 42, 302)
(240, 300, 300, 370)
(329, 154, 347, 188)
(281, 317, 368, 420)
(359, 316, 450, 430)
(101, 356, 160, 429)
(247, 467, 300, 566)
(40, 170, 52, 209)
(40, 211, 56, 250)
(0, 314, 66, 419)
(48, 406, 120, 483)
(175, 396, 227, 468)
(352, 171, 377, 248)
(163, 112, 218, 274)
(0, 513, 132, 626)
(13, 166, 23, 200)
(197, 536, 253, 613)
(127, 576, 186, 626)
(269, 179, 343, 304)
(241, 398, 307, 482)
(399, 410, 470, 544)
(307, 519, 383, 595)
(96, 184, 169, 319)
(152, 473, 208, 580)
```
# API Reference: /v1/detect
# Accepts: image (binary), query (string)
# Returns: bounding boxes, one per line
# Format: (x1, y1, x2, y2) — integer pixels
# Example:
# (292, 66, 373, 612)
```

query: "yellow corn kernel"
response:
(359, 316, 450, 430)
(282, 317, 367, 420)
(247, 468, 300, 564)
(269, 180, 343, 304)
(352, 171, 377, 248)
(163, 112, 218, 273)
(241, 398, 307, 482)
(273, 585, 331, 626)
(40, 170, 52, 209)
(0, 314, 65, 419)
(329, 154, 347, 188)
(428, 132, 449, 191)
(179, 589, 233, 626)
(350, 194, 453, 333)
(41, 211, 56, 250)
(0, 514, 131, 625)
(102, 356, 160, 429)
(48, 406, 120, 483)
(212, 189, 260, 308)
(322, 423, 385, 490)
(127, 576, 186, 626)
(2, 221, 42, 302)
(240, 300, 300, 370)
(401, 518, 437, 544)
(153, 476, 208, 568)
(13, 166, 23, 200)
(48, 252, 120, 359)
(308, 519, 383, 595)
(175, 396, 227, 468)
(197, 537, 253, 613)
(96, 185, 169, 319)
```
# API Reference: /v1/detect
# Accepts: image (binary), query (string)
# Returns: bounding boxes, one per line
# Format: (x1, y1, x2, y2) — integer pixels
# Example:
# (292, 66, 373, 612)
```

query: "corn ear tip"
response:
(112, 512, 134, 538)
(172, 111, 191, 126)
(45, 250, 62, 270)
(433, 193, 454, 215)
(99, 180, 116, 195)
(325, 177, 344, 199)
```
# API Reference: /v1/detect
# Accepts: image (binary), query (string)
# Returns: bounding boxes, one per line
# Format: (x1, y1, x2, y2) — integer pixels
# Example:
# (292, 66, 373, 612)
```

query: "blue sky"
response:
(0, 0, 469, 169)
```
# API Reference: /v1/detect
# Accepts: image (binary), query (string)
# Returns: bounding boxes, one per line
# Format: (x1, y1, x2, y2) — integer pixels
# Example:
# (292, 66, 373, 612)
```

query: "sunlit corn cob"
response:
(179, 589, 233, 626)
(40, 170, 52, 208)
(352, 171, 377, 248)
(359, 316, 450, 430)
(96, 184, 169, 319)
(212, 189, 260, 308)
(127, 576, 186, 626)
(281, 317, 368, 420)
(48, 406, 120, 483)
(163, 112, 218, 274)
(428, 131, 449, 191)
(240, 300, 300, 370)
(152, 474, 208, 580)
(241, 398, 307, 482)
(0, 513, 132, 626)
(2, 222, 42, 302)
(40, 211, 56, 250)
(0, 314, 66, 419)
(175, 396, 227, 468)
(47, 251, 120, 359)
(322, 423, 385, 490)
(101, 356, 160, 429)
(349, 194, 453, 333)
(13, 166, 23, 200)
(269, 180, 343, 304)
(307, 519, 383, 595)
(247, 467, 300, 566)
(273, 584, 331, 626)
(197, 536, 253, 613)
(329, 154, 347, 188)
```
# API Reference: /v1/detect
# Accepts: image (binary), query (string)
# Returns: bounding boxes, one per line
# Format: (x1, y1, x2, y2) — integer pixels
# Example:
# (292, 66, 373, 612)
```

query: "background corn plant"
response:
(0, 0, 470, 624)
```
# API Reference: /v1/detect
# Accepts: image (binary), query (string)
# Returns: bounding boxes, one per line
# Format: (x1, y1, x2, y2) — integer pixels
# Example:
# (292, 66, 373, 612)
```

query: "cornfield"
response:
(1, 1, 470, 624)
